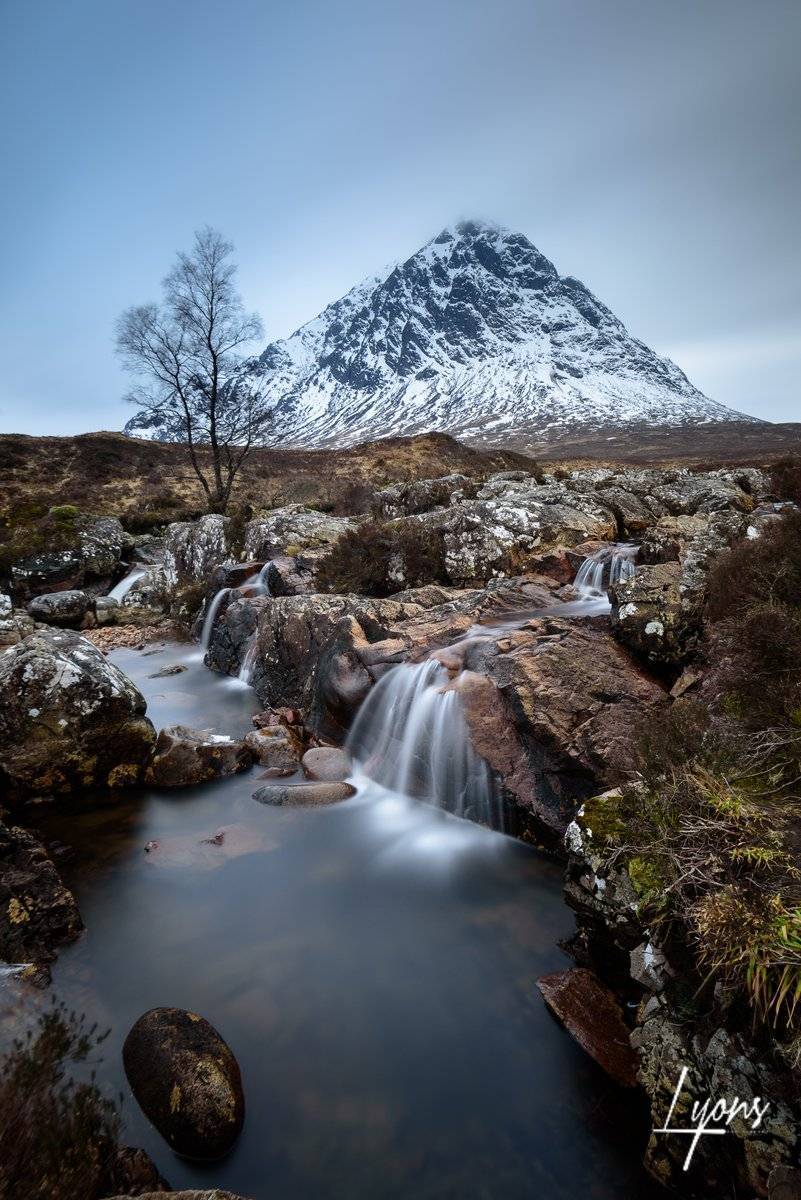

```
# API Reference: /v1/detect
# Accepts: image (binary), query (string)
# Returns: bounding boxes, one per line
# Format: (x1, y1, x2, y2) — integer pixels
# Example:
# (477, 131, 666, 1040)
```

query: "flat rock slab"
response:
(301, 746, 353, 782)
(252, 781, 355, 807)
(104, 1192, 252, 1200)
(537, 967, 639, 1088)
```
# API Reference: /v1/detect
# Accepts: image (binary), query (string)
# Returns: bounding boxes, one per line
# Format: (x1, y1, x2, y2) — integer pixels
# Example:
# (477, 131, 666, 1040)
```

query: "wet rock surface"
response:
(252, 780, 356, 806)
(0, 628, 156, 799)
(301, 746, 353, 781)
(0, 822, 83, 963)
(145, 726, 253, 787)
(122, 1007, 245, 1160)
(537, 967, 639, 1088)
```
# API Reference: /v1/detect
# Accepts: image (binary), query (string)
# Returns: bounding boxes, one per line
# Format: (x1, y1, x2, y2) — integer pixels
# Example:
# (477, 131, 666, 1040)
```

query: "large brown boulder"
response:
(0, 822, 83, 963)
(145, 726, 253, 788)
(122, 1008, 245, 1161)
(0, 629, 156, 800)
(462, 617, 668, 827)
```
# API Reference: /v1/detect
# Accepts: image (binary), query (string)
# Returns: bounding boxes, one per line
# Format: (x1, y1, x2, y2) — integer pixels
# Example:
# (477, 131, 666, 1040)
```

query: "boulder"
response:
(0, 629, 156, 799)
(243, 505, 357, 560)
(243, 726, 302, 769)
(123, 1008, 245, 1160)
(163, 514, 231, 588)
(26, 589, 95, 629)
(0, 822, 83, 963)
(463, 618, 668, 822)
(145, 726, 253, 788)
(609, 563, 692, 667)
(301, 746, 352, 782)
(263, 552, 325, 596)
(77, 516, 125, 580)
(537, 967, 639, 1087)
(252, 780, 355, 806)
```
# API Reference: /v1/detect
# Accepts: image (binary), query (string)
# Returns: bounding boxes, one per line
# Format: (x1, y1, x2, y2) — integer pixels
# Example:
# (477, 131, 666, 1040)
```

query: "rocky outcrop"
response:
(145, 726, 253, 787)
(9, 517, 126, 601)
(0, 629, 156, 800)
(0, 822, 83, 963)
(26, 589, 95, 629)
(243, 506, 357, 560)
(163, 515, 231, 588)
(611, 511, 746, 667)
(460, 617, 668, 831)
(372, 474, 475, 519)
(122, 1007, 245, 1160)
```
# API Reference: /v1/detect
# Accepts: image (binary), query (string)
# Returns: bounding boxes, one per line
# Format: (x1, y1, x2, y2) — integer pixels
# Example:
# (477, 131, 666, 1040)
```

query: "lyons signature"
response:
(654, 1066, 771, 1170)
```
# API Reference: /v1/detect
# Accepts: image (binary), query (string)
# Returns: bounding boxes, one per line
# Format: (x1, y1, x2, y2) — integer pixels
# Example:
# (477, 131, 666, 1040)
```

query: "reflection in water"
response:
(23, 640, 661, 1200)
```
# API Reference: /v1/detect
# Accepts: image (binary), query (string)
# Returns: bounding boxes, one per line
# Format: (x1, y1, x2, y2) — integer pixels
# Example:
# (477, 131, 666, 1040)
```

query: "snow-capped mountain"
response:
(239, 220, 758, 448)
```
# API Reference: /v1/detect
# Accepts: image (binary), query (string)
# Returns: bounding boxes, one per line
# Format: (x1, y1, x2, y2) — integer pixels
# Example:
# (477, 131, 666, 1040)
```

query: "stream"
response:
(30, 547, 663, 1199)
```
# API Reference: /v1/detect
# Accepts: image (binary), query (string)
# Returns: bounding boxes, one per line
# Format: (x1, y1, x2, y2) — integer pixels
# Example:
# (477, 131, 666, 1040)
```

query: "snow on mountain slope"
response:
(239, 220, 760, 447)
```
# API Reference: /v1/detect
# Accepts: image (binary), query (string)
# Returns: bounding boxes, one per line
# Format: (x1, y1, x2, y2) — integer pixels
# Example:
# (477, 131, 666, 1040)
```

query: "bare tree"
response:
(116, 227, 268, 512)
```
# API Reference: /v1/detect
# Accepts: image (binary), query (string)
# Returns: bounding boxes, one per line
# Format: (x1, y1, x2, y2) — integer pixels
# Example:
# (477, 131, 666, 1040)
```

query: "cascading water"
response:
(108, 567, 147, 603)
(199, 587, 231, 652)
(574, 543, 636, 600)
(237, 562, 272, 683)
(347, 660, 501, 829)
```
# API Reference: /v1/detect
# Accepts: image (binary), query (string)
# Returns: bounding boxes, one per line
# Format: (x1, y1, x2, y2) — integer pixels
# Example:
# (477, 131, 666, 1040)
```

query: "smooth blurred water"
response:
(27, 640, 663, 1200)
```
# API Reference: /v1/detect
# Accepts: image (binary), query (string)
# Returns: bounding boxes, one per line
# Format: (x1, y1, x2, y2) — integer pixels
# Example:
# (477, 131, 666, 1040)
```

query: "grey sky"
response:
(1, 0, 799, 435)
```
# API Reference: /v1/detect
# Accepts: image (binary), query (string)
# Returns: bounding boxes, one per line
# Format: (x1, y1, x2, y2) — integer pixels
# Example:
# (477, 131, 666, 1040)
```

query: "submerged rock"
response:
(252, 780, 355, 806)
(123, 1007, 245, 1160)
(0, 822, 83, 963)
(537, 967, 639, 1087)
(0, 628, 156, 799)
(301, 746, 352, 782)
(145, 726, 253, 788)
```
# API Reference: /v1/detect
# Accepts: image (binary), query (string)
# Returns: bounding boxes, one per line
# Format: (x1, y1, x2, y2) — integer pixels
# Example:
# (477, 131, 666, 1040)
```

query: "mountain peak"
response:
(236, 224, 757, 449)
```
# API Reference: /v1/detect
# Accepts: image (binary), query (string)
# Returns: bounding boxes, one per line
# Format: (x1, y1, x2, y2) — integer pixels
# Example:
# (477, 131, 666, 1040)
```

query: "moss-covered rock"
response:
(0, 628, 155, 800)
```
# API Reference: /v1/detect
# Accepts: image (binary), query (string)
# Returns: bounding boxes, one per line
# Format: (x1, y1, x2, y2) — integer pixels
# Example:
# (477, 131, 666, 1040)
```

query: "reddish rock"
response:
(537, 967, 639, 1088)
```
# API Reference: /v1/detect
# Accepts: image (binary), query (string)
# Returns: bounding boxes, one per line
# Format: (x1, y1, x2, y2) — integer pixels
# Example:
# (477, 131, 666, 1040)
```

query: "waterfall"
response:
(199, 587, 231, 651)
(347, 660, 500, 828)
(574, 543, 636, 598)
(108, 567, 147, 602)
(237, 562, 272, 683)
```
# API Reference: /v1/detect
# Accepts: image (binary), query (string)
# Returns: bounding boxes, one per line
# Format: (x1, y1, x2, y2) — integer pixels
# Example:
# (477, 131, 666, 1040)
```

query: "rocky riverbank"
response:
(1, 450, 800, 1198)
